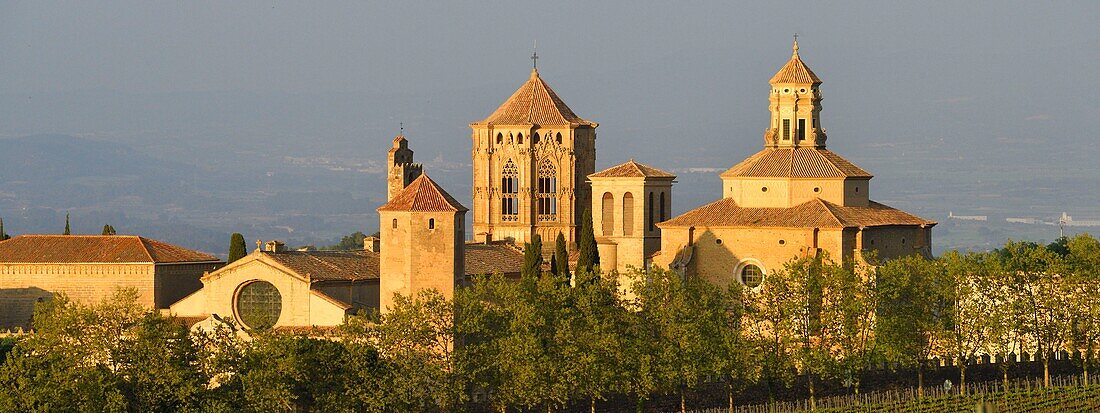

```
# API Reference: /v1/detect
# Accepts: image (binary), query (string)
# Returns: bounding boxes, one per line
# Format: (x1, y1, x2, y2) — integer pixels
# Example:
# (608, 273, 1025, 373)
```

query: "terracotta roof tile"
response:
(0, 235, 218, 264)
(659, 198, 935, 229)
(473, 69, 596, 127)
(464, 242, 525, 276)
(720, 148, 872, 179)
(590, 160, 676, 179)
(770, 46, 821, 84)
(377, 174, 468, 212)
(263, 250, 380, 281)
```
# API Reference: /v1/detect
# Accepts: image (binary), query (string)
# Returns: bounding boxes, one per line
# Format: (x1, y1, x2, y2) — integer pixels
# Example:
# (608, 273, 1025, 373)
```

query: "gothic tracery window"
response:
(536, 159, 557, 222)
(501, 160, 519, 221)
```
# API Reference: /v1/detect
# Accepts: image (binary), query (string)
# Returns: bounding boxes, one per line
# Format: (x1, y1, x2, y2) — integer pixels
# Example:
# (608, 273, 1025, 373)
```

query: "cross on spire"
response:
(400, 122, 404, 135)
(792, 33, 800, 56)
(531, 40, 539, 69)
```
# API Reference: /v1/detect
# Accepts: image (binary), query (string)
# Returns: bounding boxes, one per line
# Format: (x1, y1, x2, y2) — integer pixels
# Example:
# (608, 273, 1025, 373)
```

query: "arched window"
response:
(536, 159, 557, 222)
(496, 133, 503, 144)
(517, 132, 523, 144)
(428, 218, 435, 230)
(532, 132, 540, 145)
(660, 192, 667, 222)
(501, 160, 519, 221)
(623, 192, 634, 236)
(740, 264, 764, 288)
(392, 218, 398, 229)
(647, 192, 655, 231)
(602, 192, 615, 236)
(555, 132, 562, 144)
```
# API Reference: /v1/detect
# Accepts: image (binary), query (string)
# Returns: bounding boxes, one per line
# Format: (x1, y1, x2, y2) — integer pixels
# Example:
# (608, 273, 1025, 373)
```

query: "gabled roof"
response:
(473, 69, 596, 127)
(261, 250, 380, 281)
(0, 235, 219, 264)
(770, 41, 821, 84)
(659, 198, 935, 229)
(721, 147, 872, 179)
(590, 159, 676, 179)
(378, 174, 468, 212)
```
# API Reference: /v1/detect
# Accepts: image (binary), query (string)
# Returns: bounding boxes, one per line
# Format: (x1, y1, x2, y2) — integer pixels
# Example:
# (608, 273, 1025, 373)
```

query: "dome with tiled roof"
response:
(770, 39, 821, 85)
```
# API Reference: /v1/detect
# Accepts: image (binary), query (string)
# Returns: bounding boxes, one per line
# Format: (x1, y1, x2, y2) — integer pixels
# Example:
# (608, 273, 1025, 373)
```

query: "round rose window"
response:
(235, 281, 282, 329)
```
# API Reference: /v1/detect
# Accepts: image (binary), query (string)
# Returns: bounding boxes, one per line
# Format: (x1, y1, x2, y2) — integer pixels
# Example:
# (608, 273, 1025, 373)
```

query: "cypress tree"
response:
(576, 207, 599, 274)
(551, 232, 569, 278)
(101, 224, 116, 235)
(0, 217, 8, 240)
(63, 213, 71, 235)
(228, 233, 247, 264)
(521, 233, 544, 278)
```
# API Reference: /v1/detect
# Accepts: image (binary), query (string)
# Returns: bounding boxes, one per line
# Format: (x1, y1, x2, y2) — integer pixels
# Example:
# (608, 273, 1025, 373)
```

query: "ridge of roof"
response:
(720, 147, 872, 179)
(473, 69, 596, 127)
(378, 174, 468, 212)
(590, 159, 676, 179)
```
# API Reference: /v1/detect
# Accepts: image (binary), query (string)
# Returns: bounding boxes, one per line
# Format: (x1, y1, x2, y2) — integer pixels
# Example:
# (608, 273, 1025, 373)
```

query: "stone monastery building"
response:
(1, 41, 934, 330)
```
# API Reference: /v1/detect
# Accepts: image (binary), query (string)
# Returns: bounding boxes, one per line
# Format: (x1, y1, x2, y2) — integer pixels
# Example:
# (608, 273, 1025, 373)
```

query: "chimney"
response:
(364, 236, 380, 253)
(264, 240, 287, 253)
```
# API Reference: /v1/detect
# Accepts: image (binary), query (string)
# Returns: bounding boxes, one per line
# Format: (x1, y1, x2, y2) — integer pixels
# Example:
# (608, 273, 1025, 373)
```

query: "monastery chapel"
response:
(1, 40, 935, 331)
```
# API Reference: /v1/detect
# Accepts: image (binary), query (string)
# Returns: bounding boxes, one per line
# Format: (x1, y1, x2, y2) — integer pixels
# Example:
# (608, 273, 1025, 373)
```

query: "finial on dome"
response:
(792, 33, 800, 57)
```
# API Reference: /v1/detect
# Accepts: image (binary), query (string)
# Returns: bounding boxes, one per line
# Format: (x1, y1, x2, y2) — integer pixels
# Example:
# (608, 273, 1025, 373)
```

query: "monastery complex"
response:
(0, 41, 934, 330)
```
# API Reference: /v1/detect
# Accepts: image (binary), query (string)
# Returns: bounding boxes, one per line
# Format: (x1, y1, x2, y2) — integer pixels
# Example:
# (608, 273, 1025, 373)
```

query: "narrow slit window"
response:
(783, 119, 791, 140)
(797, 119, 806, 141)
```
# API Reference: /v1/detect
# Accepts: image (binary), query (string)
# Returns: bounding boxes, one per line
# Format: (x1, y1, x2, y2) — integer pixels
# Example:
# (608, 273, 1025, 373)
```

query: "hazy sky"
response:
(3, 1, 1096, 95)
(2, 1, 1099, 192)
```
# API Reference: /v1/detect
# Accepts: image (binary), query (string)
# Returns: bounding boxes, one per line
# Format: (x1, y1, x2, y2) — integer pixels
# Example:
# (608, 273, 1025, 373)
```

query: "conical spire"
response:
(770, 37, 821, 85)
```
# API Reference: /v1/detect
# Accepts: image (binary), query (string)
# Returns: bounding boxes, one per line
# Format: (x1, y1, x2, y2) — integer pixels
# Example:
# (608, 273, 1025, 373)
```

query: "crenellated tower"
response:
(387, 135, 423, 201)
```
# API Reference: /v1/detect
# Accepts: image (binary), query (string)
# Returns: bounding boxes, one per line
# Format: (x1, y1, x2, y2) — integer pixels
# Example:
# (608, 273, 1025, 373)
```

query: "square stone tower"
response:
(469, 68, 597, 249)
(387, 135, 423, 201)
(377, 174, 467, 314)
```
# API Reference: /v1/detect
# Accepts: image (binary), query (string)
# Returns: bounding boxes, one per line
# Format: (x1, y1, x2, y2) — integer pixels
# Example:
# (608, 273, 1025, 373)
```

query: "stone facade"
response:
(470, 68, 597, 249)
(0, 235, 221, 330)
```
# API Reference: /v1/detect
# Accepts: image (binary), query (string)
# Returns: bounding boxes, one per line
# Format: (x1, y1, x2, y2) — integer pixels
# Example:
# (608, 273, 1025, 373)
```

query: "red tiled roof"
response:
(263, 250, 380, 281)
(473, 69, 596, 127)
(377, 174, 468, 212)
(0, 235, 219, 264)
(659, 198, 935, 229)
(770, 44, 821, 84)
(590, 160, 676, 179)
(465, 242, 525, 276)
(721, 148, 872, 179)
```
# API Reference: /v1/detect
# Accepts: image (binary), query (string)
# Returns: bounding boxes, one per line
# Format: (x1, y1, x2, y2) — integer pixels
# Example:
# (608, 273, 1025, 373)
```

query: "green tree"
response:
(576, 207, 599, 275)
(632, 267, 727, 412)
(329, 231, 368, 250)
(999, 240, 1071, 387)
(521, 233, 544, 278)
(714, 281, 755, 412)
(63, 213, 71, 235)
(1066, 234, 1100, 383)
(824, 260, 878, 395)
(876, 255, 950, 397)
(0, 217, 10, 240)
(977, 252, 1025, 388)
(0, 289, 208, 412)
(551, 232, 569, 279)
(562, 269, 629, 413)
(238, 333, 363, 412)
(227, 233, 247, 264)
(940, 251, 993, 393)
(364, 289, 465, 411)
(101, 224, 116, 235)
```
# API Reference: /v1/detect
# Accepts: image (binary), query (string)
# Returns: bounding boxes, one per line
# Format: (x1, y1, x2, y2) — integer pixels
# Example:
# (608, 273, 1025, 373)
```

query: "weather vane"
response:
(400, 122, 404, 135)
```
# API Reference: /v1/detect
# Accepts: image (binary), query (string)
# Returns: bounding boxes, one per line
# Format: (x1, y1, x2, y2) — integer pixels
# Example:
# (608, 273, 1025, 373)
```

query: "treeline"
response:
(2, 235, 1100, 413)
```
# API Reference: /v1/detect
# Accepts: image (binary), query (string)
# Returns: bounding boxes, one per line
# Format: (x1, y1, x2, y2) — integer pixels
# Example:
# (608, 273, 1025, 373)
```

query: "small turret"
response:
(387, 135, 423, 201)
